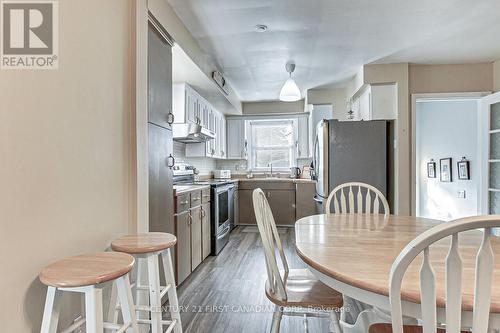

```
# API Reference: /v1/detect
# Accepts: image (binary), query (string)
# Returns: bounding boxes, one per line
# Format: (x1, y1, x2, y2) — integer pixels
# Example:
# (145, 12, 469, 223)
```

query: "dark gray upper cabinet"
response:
(148, 23, 173, 130)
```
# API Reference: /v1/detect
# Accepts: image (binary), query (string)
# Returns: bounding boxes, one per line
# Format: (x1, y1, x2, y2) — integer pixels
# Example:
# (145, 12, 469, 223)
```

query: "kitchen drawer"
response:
(238, 181, 295, 191)
(176, 194, 190, 213)
(190, 190, 202, 207)
(201, 188, 211, 203)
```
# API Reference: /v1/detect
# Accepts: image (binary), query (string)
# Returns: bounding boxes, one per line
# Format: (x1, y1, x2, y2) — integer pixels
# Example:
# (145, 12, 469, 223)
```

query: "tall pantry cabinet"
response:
(147, 22, 175, 243)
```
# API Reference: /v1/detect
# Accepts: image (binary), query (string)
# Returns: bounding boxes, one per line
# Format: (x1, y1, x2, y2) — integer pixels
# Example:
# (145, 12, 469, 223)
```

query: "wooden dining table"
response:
(294, 213, 500, 332)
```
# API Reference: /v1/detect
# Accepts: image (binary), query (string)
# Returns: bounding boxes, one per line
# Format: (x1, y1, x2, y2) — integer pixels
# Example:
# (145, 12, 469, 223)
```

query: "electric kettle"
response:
(290, 167, 301, 179)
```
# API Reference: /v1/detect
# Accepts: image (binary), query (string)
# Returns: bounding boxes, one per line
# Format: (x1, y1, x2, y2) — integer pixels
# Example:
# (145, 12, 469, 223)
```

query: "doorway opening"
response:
(412, 93, 485, 220)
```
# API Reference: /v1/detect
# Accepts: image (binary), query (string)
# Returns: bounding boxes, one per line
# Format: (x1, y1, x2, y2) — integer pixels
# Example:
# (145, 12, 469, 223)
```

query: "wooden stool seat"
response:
(39, 252, 134, 288)
(111, 232, 177, 254)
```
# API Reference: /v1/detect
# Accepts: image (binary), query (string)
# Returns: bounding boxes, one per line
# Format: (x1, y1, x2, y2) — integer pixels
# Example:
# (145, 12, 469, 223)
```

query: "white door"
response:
(481, 91, 500, 217)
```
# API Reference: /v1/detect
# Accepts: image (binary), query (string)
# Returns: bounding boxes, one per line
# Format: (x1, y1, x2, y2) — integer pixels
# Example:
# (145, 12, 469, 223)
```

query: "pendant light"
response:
(279, 63, 301, 102)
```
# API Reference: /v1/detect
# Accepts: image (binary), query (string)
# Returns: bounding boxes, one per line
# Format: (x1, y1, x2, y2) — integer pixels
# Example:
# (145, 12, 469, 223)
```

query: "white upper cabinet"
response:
(173, 83, 204, 125)
(297, 115, 310, 158)
(352, 84, 397, 121)
(226, 118, 246, 159)
(175, 83, 227, 159)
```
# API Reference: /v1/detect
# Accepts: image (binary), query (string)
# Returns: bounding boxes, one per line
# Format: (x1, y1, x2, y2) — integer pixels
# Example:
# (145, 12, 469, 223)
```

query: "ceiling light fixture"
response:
(255, 24, 268, 32)
(279, 63, 301, 102)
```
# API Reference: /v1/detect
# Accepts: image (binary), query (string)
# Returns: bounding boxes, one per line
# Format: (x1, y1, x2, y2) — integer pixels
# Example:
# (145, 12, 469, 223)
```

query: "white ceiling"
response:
(167, 0, 500, 102)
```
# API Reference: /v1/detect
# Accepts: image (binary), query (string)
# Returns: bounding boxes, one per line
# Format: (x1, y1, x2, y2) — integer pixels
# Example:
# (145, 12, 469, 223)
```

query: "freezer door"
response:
(313, 120, 329, 201)
(328, 120, 387, 196)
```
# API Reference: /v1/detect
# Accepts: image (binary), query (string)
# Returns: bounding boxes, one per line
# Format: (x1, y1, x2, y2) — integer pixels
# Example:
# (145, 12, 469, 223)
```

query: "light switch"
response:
(458, 190, 466, 199)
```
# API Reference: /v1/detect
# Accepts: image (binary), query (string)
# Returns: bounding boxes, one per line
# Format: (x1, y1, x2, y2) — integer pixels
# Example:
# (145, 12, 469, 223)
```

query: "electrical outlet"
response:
(458, 190, 466, 199)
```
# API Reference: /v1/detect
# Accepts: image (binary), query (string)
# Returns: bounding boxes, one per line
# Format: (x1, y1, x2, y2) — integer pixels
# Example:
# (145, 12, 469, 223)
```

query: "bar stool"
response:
(110, 233, 182, 333)
(39, 252, 138, 333)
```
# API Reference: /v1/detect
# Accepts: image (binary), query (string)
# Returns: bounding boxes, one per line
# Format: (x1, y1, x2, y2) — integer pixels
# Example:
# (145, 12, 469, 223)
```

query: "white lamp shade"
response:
(279, 78, 301, 102)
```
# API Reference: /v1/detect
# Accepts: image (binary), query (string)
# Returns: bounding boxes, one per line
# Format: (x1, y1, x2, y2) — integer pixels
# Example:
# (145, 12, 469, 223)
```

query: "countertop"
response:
(173, 184, 210, 196)
(173, 178, 315, 196)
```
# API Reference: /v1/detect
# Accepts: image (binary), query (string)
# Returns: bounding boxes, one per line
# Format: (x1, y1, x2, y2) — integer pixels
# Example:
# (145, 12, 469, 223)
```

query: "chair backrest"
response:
(325, 182, 389, 216)
(252, 188, 289, 302)
(389, 215, 500, 333)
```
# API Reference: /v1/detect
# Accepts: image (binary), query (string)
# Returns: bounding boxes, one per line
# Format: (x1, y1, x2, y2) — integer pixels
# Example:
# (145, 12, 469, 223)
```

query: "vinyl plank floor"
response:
(176, 226, 332, 333)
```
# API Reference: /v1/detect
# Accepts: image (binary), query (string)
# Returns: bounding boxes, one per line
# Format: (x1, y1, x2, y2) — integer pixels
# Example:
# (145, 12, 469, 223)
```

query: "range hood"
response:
(172, 123, 215, 143)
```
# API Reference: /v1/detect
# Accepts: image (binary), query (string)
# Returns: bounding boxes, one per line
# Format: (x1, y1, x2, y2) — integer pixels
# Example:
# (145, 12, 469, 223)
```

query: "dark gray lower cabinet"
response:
(190, 206, 202, 271)
(238, 189, 256, 225)
(175, 210, 191, 285)
(201, 202, 211, 260)
(238, 182, 296, 226)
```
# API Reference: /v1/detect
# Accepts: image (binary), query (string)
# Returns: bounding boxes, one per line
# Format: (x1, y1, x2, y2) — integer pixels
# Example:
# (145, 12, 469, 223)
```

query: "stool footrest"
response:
(60, 317, 86, 333)
(137, 317, 177, 332)
(60, 317, 132, 333)
(103, 321, 131, 333)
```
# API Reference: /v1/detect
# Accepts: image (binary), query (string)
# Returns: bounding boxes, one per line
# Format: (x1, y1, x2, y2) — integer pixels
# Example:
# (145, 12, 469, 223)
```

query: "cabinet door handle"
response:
(167, 154, 175, 168)
(167, 112, 174, 125)
(187, 213, 192, 225)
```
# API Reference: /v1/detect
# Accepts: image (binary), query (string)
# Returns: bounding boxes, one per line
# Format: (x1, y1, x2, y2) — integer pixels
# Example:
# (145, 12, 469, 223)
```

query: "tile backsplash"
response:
(175, 141, 312, 176)
(174, 141, 216, 176)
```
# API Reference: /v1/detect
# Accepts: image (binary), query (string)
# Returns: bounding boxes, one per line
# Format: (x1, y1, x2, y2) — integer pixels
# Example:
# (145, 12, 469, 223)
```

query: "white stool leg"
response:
(161, 248, 183, 333)
(329, 310, 342, 333)
(106, 281, 119, 327)
(85, 286, 104, 333)
(270, 305, 282, 333)
(135, 257, 149, 321)
(147, 254, 162, 333)
(40, 286, 61, 333)
(116, 274, 139, 333)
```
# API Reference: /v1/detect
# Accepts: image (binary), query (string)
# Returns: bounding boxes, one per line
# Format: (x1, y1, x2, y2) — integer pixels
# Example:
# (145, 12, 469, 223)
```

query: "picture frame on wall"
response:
(457, 157, 470, 180)
(440, 158, 453, 182)
(427, 160, 436, 178)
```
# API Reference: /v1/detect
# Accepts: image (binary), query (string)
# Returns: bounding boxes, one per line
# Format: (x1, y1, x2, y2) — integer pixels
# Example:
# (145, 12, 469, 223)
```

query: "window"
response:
(248, 119, 296, 171)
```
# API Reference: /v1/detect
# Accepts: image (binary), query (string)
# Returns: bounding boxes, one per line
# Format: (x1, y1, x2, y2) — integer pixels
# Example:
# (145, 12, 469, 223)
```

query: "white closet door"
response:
(481, 92, 500, 224)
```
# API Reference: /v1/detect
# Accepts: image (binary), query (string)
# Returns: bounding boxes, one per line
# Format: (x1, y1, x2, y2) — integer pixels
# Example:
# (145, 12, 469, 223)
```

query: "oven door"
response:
(214, 184, 233, 232)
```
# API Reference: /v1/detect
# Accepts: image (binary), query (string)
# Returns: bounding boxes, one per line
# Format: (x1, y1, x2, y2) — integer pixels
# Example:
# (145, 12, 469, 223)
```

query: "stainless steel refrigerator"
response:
(312, 119, 390, 210)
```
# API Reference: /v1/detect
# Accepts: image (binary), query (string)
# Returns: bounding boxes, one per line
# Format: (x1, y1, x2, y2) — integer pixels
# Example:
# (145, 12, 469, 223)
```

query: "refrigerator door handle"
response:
(312, 135, 319, 180)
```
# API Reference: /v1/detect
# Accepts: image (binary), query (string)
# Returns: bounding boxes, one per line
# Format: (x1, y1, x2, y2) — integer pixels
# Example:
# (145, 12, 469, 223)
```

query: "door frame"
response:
(411, 92, 490, 217)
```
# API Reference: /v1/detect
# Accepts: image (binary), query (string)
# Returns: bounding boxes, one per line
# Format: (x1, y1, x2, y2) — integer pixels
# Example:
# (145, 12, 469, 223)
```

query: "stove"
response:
(173, 162, 234, 255)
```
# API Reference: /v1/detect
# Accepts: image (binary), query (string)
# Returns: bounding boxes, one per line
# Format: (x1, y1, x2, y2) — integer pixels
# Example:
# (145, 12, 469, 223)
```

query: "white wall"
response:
(306, 88, 347, 119)
(416, 100, 480, 220)
(242, 100, 305, 114)
(0, 0, 134, 331)
(495, 59, 500, 92)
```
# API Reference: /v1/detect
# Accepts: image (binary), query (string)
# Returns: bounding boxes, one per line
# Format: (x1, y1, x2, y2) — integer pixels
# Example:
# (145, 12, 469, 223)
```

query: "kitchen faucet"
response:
(267, 163, 274, 178)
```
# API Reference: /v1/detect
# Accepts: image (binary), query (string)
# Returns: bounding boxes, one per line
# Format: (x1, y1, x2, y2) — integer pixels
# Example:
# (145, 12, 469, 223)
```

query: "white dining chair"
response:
(325, 182, 389, 217)
(370, 215, 500, 333)
(252, 188, 343, 333)
(325, 182, 390, 331)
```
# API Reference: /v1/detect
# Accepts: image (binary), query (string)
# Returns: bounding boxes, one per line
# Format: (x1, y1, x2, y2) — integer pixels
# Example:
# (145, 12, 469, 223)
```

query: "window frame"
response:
(246, 119, 298, 171)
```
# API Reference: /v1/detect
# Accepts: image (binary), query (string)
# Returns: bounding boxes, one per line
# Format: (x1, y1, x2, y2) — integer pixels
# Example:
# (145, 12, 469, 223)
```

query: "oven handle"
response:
(216, 184, 234, 193)
(217, 225, 231, 240)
